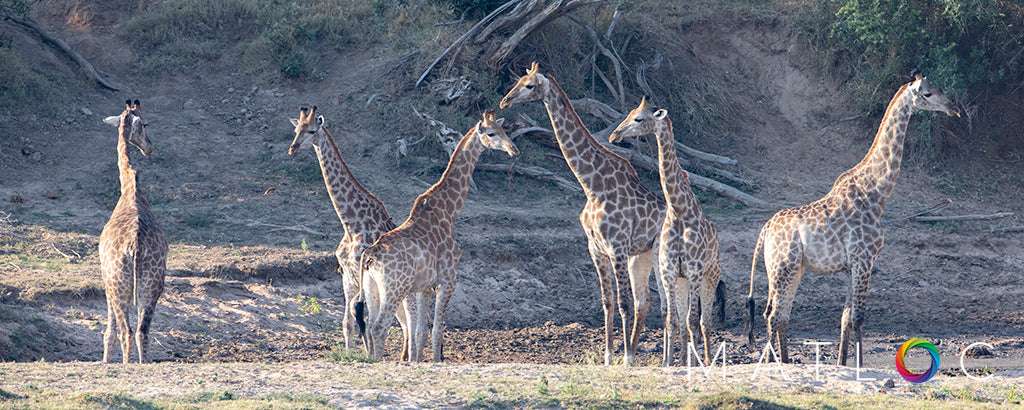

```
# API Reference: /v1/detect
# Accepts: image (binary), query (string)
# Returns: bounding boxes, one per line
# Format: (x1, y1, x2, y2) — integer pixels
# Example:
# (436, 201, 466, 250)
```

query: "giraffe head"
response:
(608, 97, 668, 143)
(288, 106, 325, 155)
(499, 62, 550, 109)
(474, 110, 520, 156)
(103, 99, 152, 155)
(908, 74, 960, 117)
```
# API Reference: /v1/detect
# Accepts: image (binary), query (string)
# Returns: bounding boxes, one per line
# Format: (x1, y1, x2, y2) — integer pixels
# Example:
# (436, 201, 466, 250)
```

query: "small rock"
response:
(30, 152, 42, 162)
(45, 191, 60, 200)
(81, 107, 92, 116)
(10, 195, 25, 204)
(227, 87, 235, 93)
(883, 378, 895, 388)
(21, 146, 35, 156)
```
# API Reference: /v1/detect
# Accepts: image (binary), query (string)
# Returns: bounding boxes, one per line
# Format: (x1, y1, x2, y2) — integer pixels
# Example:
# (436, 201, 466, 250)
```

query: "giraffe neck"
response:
(848, 83, 914, 202)
(419, 128, 487, 232)
(116, 127, 138, 200)
(654, 118, 700, 217)
(312, 126, 392, 232)
(541, 77, 621, 197)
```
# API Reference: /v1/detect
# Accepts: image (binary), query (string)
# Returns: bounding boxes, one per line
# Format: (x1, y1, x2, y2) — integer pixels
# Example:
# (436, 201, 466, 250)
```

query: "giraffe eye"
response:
(634, 118, 643, 123)
(487, 132, 495, 137)
(923, 92, 932, 98)
(143, 123, 149, 127)
(308, 130, 316, 134)
(525, 84, 534, 90)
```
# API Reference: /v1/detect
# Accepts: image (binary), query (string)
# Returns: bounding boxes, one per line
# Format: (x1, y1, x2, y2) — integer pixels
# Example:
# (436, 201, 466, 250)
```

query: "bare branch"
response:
(5, 14, 120, 91)
(476, 163, 581, 192)
(911, 212, 1014, 222)
(416, 0, 521, 87)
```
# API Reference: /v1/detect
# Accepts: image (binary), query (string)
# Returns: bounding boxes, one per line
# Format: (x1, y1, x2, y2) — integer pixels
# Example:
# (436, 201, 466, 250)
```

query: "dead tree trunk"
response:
(4, 14, 120, 91)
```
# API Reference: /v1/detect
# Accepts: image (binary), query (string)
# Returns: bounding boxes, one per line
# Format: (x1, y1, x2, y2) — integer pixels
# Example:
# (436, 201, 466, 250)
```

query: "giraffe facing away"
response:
(746, 74, 959, 366)
(609, 98, 722, 366)
(359, 111, 519, 362)
(288, 106, 398, 351)
(99, 99, 168, 364)
(501, 62, 663, 366)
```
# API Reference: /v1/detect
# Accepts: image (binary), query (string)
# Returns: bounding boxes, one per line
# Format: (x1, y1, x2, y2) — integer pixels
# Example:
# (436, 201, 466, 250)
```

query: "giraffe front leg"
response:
(414, 291, 430, 362)
(700, 263, 721, 365)
(840, 260, 874, 367)
(686, 274, 702, 364)
(587, 247, 616, 366)
(613, 253, 640, 366)
(627, 250, 653, 366)
(659, 254, 679, 367)
(432, 281, 456, 362)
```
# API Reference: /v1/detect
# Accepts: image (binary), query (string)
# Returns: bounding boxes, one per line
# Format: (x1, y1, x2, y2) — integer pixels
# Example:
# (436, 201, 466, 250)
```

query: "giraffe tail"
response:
(131, 242, 140, 307)
(354, 246, 377, 339)
(746, 226, 766, 349)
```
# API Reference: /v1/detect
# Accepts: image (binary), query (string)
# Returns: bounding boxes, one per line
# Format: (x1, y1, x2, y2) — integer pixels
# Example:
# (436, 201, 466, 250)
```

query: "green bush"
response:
(829, 0, 1022, 109)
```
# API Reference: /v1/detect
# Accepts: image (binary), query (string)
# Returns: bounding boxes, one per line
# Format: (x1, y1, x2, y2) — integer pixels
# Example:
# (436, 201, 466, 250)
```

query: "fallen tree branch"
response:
(571, 97, 739, 166)
(882, 199, 953, 226)
(5, 14, 120, 91)
(995, 225, 1024, 233)
(475, 163, 581, 192)
(598, 139, 767, 207)
(224, 219, 325, 237)
(912, 212, 1014, 222)
(518, 127, 767, 207)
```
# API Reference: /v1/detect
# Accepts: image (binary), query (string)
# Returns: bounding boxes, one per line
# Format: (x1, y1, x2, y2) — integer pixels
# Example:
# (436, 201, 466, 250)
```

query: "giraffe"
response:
(745, 74, 959, 366)
(99, 99, 168, 364)
(500, 62, 663, 366)
(609, 98, 722, 366)
(288, 106, 398, 351)
(360, 110, 519, 361)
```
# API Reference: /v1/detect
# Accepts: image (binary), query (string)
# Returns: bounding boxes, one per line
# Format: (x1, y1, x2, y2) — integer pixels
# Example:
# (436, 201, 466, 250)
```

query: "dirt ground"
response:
(1, 0, 1023, 396)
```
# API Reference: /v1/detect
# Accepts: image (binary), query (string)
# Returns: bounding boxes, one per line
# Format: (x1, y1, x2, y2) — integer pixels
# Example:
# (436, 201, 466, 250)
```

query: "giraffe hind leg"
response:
(102, 294, 119, 363)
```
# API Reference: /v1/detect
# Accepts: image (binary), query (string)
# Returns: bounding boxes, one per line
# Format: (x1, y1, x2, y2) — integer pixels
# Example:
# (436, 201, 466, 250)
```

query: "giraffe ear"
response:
(495, 117, 505, 127)
(653, 109, 668, 120)
(289, 118, 300, 127)
(316, 115, 325, 127)
(103, 116, 120, 126)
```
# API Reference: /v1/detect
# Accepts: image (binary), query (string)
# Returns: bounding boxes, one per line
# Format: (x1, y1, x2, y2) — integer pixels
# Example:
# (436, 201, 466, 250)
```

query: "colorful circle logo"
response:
(895, 338, 940, 383)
